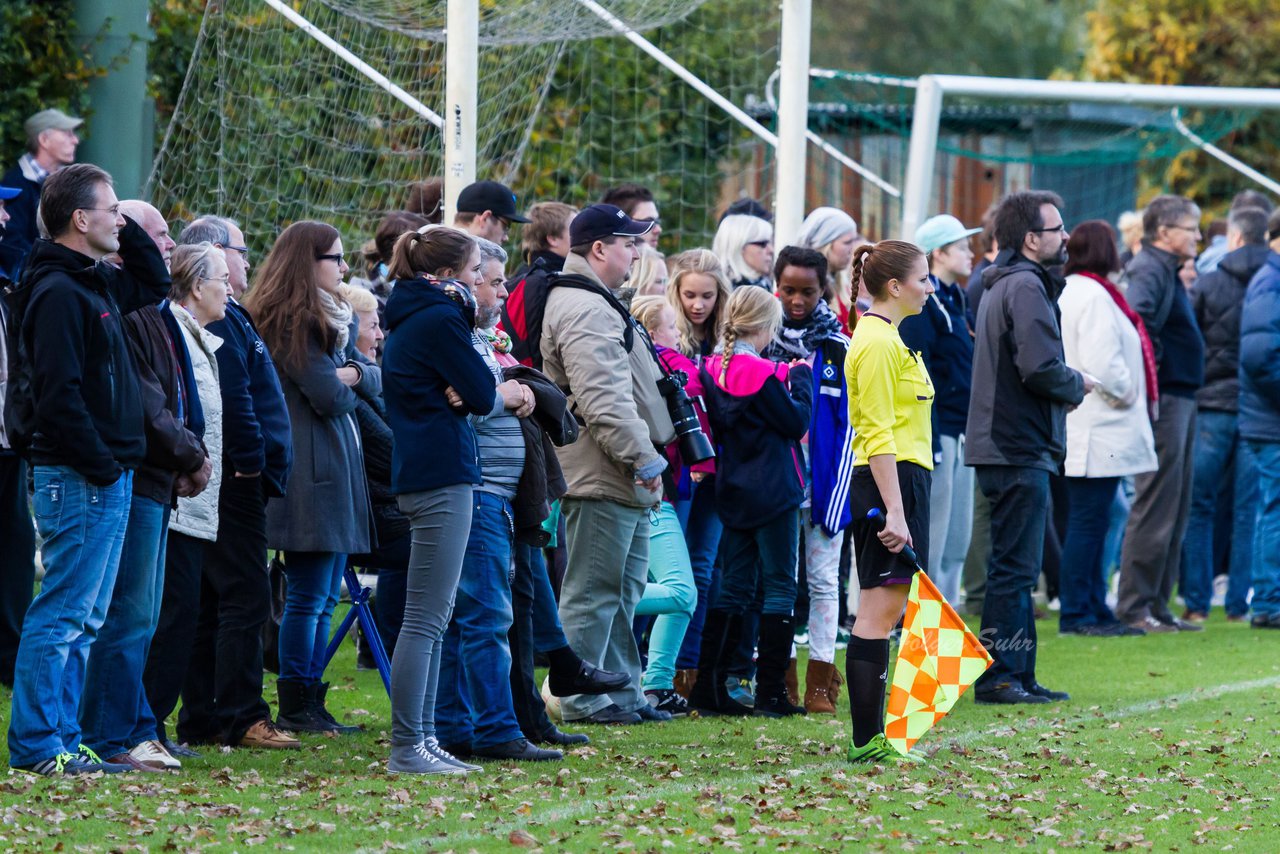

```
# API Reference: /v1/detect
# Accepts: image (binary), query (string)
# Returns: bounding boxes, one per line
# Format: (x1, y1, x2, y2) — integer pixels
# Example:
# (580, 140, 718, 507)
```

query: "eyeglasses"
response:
(747, 239, 773, 247)
(315, 253, 345, 263)
(227, 245, 250, 261)
(80, 205, 121, 217)
(200, 275, 231, 286)
(1030, 224, 1067, 234)
(1165, 223, 1202, 234)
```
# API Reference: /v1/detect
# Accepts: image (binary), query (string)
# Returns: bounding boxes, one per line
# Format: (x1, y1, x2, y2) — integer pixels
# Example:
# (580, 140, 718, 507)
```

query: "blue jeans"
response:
(714, 509, 798, 617)
(81, 495, 171, 757)
(974, 466, 1047, 694)
(279, 551, 347, 682)
(436, 492, 523, 749)
(1059, 477, 1120, 631)
(7, 467, 133, 767)
(636, 503, 697, 690)
(529, 546, 568, 654)
(1181, 411, 1257, 616)
(1247, 440, 1280, 618)
(674, 476, 723, 670)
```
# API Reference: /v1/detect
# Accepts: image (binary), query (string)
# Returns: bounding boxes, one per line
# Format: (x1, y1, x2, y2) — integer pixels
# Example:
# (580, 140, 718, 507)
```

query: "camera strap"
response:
(545, 273, 674, 379)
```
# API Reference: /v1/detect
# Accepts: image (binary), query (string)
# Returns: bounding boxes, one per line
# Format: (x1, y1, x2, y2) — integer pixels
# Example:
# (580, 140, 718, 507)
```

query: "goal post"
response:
(901, 74, 1280, 240)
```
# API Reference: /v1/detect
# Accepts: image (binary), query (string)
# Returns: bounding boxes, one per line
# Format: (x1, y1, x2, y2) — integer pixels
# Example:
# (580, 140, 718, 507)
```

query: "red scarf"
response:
(1079, 272, 1159, 404)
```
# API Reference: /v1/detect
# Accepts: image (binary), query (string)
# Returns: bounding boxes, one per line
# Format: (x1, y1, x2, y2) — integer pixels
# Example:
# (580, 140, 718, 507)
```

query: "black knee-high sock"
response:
(846, 636, 890, 748)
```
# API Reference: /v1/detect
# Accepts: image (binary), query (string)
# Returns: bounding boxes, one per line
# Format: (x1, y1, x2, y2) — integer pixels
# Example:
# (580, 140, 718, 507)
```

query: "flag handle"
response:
(865, 508, 924, 571)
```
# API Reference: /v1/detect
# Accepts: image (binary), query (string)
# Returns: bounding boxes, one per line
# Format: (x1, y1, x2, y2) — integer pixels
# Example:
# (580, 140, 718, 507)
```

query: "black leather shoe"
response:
(160, 737, 201, 759)
(1025, 682, 1070, 701)
(535, 726, 590, 747)
(471, 738, 562, 762)
(633, 703, 672, 723)
(1251, 612, 1280, 629)
(974, 683, 1052, 705)
(565, 703, 641, 725)
(548, 661, 631, 697)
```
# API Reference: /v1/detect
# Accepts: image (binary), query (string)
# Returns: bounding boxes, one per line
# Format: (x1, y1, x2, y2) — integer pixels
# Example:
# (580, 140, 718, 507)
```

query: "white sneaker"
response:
(130, 739, 181, 770)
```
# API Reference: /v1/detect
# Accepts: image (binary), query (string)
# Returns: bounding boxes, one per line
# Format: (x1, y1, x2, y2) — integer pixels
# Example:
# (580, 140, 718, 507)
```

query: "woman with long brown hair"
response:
(242, 220, 373, 736)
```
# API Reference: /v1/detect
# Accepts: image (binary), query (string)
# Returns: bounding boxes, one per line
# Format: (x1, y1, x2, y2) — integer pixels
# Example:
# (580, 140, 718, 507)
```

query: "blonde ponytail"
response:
(718, 285, 782, 384)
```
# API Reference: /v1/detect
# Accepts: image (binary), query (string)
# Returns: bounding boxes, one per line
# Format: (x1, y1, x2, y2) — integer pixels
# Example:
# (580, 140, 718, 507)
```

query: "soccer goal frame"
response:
(900, 75, 1280, 240)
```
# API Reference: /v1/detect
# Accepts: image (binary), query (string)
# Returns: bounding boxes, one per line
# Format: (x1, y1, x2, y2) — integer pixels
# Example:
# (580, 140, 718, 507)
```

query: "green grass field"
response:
(1, 610, 1277, 851)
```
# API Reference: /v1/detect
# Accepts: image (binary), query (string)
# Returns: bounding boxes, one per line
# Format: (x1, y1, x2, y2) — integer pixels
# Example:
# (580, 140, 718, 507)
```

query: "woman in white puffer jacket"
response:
(1057, 220, 1157, 638)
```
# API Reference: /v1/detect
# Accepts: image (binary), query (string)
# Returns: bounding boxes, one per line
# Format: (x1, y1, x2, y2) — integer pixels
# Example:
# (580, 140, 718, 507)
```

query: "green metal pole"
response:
(73, 0, 153, 200)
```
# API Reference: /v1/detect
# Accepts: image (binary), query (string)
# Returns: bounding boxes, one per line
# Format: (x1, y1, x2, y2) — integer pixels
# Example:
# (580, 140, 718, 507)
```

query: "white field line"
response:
(385, 674, 1280, 849)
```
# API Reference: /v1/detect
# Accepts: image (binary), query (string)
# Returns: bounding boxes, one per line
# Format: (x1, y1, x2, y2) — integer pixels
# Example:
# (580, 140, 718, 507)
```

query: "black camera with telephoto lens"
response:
(655, 369, 715, 464)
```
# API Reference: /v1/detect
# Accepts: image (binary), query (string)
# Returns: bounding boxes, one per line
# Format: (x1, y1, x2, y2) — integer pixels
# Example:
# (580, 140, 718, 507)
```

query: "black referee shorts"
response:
(850, 461, 931, 590)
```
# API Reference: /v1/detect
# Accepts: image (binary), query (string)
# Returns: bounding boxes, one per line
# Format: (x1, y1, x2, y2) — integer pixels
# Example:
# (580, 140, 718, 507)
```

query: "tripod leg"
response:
(353, 597, 393, 695)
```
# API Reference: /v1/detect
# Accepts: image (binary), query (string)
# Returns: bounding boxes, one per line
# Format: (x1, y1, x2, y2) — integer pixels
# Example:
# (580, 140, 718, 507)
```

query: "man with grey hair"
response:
(1116, 195, 1206, 634)
(145, 214, 297, 751)
(432, 234, 567, 763)
(0, 109, 82, 279)
(1181, 205, 1272, 622)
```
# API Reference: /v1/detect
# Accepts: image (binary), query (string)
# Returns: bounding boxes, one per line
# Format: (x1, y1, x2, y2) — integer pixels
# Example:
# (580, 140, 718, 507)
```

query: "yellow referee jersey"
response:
(845, 313, 935, 470)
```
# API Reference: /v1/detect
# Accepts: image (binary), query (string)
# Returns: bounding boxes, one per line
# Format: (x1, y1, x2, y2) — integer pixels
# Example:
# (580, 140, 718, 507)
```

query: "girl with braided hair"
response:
(842, 239, 934, 764)
(689, 287, 813, 717)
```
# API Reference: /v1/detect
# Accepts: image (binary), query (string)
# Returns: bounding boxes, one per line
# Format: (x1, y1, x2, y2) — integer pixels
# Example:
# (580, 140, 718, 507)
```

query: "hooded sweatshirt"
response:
(382, 277, 498, 494)
(7, 220, 170, 484)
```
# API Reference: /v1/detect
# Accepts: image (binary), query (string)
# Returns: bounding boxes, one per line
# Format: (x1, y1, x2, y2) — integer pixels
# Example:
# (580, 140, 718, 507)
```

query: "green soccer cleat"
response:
(847, 733, 926, 766)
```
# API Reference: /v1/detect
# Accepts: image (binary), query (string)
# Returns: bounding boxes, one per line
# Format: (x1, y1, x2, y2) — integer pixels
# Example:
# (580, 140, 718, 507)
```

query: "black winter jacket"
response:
(1124, 242, 1205, 399)
(124, 303, 207, 504)
(1191, 243, 1270, 413)
(965, 251, 1085, 472)
(504, 364, 577, 546)
(6, 219, 171, 484)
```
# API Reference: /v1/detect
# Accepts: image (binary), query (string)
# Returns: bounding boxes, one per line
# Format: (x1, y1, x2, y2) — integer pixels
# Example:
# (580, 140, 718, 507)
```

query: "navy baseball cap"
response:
(570, 203, 654, 246)
(456, 180, 531, 223)
(0, 186, 20, 201)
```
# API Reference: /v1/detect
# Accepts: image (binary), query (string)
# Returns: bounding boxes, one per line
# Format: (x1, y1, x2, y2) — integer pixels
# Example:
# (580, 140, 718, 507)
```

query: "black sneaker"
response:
(644, 689, 690, 717)
(1251, 612, 1280, 629)
(1025, 682, 1070, 701)
(534, 726, 590, 747)
(974, 683, 1052, 705)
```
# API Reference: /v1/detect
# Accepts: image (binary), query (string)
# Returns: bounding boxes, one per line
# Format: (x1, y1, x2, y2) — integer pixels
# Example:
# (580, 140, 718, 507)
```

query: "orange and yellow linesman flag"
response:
(884, 571, 993, 755)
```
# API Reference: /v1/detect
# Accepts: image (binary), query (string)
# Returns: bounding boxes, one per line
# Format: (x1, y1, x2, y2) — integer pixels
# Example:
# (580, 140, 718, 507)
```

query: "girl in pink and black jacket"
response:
(689, 286, 812, 719)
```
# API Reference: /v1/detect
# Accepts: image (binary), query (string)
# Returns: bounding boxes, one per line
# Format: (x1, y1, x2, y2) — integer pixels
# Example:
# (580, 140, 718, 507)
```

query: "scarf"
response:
(479, 325, 512, 355)
(767, 298, 843, 361)
(318, 288, 352, 354)
(1080, 272, 1159, 404)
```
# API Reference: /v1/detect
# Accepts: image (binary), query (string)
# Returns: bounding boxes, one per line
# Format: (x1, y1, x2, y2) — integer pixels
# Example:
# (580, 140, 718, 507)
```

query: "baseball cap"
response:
(455, 180, 531, 223)
(914, 214, 982, 254)
(569, 203, 655, 246)
(0, 186, 21, 201)
(25, 109, 84, 141)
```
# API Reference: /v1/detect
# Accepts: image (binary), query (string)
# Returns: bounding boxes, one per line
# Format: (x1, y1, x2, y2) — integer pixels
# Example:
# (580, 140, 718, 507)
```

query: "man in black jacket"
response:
(965, 190, 1089, 705)
(1116, 195, 1206, 634)
(167, 215, 297, 751)
(1181, 205, 1270, 622)
(501, 201, 577, 369)
(5, 164, 171, 775)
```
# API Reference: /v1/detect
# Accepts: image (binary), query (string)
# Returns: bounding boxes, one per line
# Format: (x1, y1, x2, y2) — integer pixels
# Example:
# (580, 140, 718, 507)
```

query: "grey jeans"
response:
(928, 433, 974, 606)
(390, 484, 473, 746)
(558, 497, 649, 720)
(1117, 394, 1197, 624)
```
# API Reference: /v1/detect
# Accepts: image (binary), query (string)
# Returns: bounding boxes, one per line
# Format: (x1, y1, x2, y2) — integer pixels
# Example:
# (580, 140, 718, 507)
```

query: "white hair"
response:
(712, 214, 772, 284)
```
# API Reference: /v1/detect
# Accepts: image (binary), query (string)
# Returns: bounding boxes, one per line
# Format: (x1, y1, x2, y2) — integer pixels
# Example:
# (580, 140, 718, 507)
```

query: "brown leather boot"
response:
(804, 659, 837, 715)
(828, 662, 844, 705)
(673, 669, 698, 699)
(784, 658, 800, 707)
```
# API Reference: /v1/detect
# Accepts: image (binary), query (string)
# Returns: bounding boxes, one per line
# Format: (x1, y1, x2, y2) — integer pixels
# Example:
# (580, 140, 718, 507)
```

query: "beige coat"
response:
(541, 253, 675, 507)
